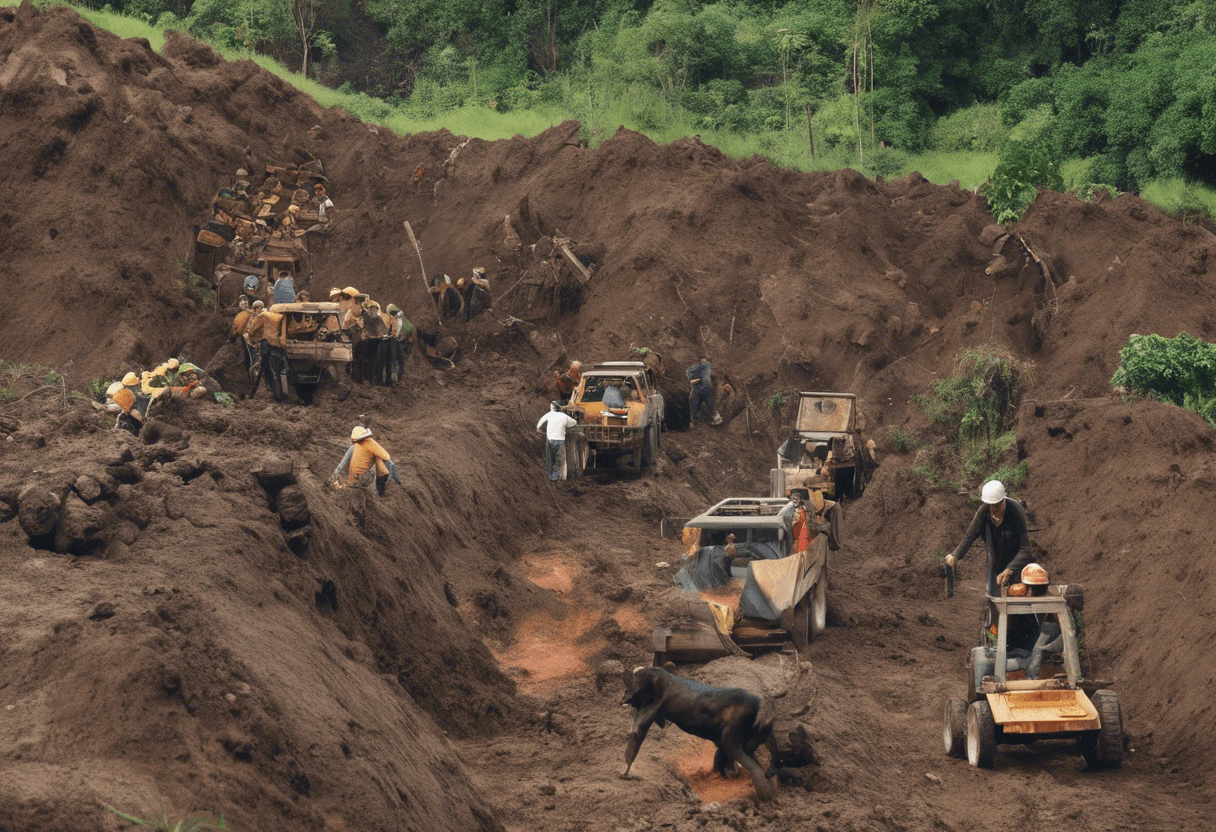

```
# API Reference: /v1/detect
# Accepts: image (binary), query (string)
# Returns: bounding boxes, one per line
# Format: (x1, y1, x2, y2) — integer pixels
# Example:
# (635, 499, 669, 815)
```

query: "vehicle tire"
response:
(561, 436, 586, 481)
(944, 698, 968, 757)
(295, 382, 316, 405)
(1092, 689, 1124, 769)
(853, 462, 865, 496)
(810, 563, 828, 637)
(632, 441, 644, 472)
(791, 599, 810, 653)
(827, 501, 842, 551)
(966, 700, 997, 769)
(643, 424, 658, 467)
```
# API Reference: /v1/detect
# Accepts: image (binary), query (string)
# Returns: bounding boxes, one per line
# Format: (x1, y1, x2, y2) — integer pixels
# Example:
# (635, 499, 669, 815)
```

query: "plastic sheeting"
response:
(739, 554, 802, 622)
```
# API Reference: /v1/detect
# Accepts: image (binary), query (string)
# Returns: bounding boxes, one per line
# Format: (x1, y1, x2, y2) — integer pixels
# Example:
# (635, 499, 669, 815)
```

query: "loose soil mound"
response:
(2, 4, 1216, 830)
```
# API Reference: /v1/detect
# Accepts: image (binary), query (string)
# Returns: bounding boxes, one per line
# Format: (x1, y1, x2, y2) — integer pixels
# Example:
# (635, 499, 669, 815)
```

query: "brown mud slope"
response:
(3, 3, 1216, 829)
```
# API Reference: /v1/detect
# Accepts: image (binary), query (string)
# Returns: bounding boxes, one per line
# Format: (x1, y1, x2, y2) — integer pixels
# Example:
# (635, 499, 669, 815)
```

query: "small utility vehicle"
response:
(267, 301, 352, 404)
(942, 586, 1123, 770)
(770, 391, 877, 500)
(563, 361, 664, 476)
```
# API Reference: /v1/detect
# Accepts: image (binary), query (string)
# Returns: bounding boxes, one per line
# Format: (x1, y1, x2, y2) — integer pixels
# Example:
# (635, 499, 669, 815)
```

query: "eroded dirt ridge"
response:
(2, 4, 1216, 830)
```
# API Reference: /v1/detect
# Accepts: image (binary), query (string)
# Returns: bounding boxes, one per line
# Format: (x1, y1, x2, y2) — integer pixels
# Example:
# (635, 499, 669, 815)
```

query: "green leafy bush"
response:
(981, 141, 1064, 223)
(763, 389, 789, 412)
(890, 427, 926, 453)
(914, 346, 1032, 489)
(930, 103, 1008, 153)
(1111, 332, 1216, 428)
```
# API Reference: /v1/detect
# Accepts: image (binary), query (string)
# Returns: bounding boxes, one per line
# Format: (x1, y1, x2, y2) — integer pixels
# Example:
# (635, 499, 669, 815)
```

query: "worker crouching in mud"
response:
(331, 426, 401, 496)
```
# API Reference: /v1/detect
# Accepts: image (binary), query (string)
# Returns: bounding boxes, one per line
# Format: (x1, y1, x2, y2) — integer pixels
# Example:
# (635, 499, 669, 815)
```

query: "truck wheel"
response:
(827, 501, 842, 551)
(791, 599, 810, 653)
(966, 700, 997, 769)
(1092, 689, 1124, 769)
(944, 698, 967, 757)
(562, 436, 586, 480)
(295, 382, 316, 405)
(632, 441, 644, 472)
(643, 424, 658, 467)
(811, 564, 828, 637)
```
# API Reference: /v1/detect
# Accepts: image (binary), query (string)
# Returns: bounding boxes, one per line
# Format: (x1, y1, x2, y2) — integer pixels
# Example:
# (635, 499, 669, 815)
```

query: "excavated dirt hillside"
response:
(3, 3, 1216, 830)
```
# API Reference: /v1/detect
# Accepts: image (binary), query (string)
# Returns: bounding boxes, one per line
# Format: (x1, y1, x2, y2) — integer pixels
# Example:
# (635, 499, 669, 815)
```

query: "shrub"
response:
(763, 389, 789, 412)
(84, 377, 109, 402)
(981, 140, 1063, 223)
(1111, 332, 1216, 428)
(929, 103, 1008, 154)
(890, 427, 926, 453)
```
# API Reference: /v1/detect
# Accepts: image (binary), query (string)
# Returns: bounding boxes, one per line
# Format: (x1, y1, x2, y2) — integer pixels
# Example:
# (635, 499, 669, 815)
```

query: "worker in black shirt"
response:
(945, 479, 1033, 597)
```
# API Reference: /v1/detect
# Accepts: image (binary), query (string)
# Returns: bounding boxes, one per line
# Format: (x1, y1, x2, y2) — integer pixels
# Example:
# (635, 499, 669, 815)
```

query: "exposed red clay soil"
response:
(3, 4, 1216, 830)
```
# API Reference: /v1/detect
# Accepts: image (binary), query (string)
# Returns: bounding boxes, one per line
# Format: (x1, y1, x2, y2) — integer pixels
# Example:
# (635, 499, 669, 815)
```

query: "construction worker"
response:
(239, 274, 261, 310)
(176, 363, 211, 399)
(554, 360, 581, 403)
(112, 371, 150, 436)
(430, 275, 464, 318)
(312, 183, 334, 222)
(332, 426, 399, 496)
(272, 269, 296, 304)
(536, 401, 578, 481)
(231, 300, 266, 380)
(462, 267, 492, 320)
(686, 358, 723, 426)
(255, 305, 288, 402)
(361, 299, 391, 385)
(944, 479, 1033, 598)
(385, 304, 413, 382)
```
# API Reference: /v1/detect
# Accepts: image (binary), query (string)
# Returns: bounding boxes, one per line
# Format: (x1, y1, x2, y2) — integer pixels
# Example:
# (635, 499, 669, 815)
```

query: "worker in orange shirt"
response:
(332, 426, 400, 496)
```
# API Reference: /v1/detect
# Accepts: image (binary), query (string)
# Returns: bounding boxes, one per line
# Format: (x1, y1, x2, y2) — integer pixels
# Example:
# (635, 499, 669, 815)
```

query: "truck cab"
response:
(771, 391, 877, 500)
(565, 361, 664, 473)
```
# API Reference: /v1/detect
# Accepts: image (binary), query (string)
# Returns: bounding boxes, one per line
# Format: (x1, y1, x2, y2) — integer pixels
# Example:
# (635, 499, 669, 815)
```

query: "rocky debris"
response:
(252, 458, 296, 489)
(53, 494, 111, 554)
(595, 659, 626, 693)
(0, 483, 18, 523)
(73, 474, 105, 504)
(18, 484, 62, 541)
(276, 484, 310, 530)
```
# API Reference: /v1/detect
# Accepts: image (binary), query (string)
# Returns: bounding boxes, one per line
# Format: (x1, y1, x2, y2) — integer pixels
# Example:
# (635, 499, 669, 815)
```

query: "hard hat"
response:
(329, 287, 342, 299)
(106, 381, 123, 398)
(806, 490, 825, 513)
(314, 183, 326, 192)
(288, 204, 301, 214)
(236, 168, 249, 177)
(457, 277, 466, 288)
(121, 372, 139, 386)
(252, 300, 264, 309)
(343, 286, 360, 297)
(1008, 583, 1028, 597)
(473, 267, 486, 275)
(153, 366, 167, 377)
(386, 304, 400, 314)
(367, 300, 380, 310)
(981, 480, 1006, 504)
(166, 358, 179, 370)
(244, 275, 260, 291)
(1021, 563, 1049, 585)
(179, 362, 201, 374)
(351, 426, 373, 442)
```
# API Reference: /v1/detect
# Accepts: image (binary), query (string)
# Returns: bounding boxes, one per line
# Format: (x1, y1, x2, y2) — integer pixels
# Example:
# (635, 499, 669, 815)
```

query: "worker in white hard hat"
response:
(944, 479, 1032, 598)
(332, 425, 400, 496)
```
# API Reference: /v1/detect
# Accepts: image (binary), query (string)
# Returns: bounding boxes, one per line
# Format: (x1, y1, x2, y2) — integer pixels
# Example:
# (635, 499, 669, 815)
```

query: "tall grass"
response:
(10, 0, 1216, 213)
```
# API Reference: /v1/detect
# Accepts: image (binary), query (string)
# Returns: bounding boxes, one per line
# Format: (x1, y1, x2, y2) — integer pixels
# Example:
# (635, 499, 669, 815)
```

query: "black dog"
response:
(620, 666, 779, 800)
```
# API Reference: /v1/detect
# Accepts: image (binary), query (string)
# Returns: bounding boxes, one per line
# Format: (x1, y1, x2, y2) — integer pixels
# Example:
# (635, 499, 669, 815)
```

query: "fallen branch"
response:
(0, 385, 57, 409)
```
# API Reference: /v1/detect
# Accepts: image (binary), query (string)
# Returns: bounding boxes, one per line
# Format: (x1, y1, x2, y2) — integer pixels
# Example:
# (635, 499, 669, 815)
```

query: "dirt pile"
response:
(4, 3, 1216, 829)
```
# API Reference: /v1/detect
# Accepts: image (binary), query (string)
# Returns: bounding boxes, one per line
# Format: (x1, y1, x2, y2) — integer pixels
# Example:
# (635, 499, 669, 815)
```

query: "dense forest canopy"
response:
(87, 0, 1216, 189)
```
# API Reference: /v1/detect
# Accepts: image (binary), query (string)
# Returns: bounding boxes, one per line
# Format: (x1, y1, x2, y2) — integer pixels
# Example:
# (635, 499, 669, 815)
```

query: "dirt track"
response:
(2, 4, 1216, 830)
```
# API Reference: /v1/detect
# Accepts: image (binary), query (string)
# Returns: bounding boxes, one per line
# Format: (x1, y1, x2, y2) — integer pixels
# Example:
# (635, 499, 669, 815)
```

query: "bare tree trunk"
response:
(852, 39, 862, 165)
(867, 14, 875, 146)
(806, 105, 816, 159)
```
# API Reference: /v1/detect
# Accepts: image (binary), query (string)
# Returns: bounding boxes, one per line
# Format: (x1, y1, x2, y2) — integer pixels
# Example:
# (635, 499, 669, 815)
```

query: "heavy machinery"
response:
(266, 301, 352, 404)
(652, 497, 831, 663)
(770, 391, 877, 501)
(942, 585, 1124, 770)
(563, 361, 664, 476)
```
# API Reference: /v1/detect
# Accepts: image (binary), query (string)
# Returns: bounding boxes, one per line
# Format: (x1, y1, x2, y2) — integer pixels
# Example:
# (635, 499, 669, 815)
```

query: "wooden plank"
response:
(560, 244, 592, 284)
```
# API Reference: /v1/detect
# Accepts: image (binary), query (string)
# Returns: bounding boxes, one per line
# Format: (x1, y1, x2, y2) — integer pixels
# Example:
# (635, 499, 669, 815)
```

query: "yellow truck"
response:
(770, 391, 877, 501)
(564, 361, 665, 476)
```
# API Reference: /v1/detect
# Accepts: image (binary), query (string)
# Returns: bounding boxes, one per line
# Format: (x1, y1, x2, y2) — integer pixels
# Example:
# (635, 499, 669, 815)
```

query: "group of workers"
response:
(104, 358, 213, 435)
(208, 165, 334, 272)
(430, 268, 494, 321)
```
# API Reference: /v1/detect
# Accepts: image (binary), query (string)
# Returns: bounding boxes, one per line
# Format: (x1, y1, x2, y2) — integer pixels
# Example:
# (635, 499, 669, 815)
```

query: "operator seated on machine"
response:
(970, 563, 1062, 690)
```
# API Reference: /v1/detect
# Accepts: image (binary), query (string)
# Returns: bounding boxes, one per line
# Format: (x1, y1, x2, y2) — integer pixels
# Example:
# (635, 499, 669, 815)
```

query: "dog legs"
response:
(622, 702, 661, 778)
(723, 728, 775, 800)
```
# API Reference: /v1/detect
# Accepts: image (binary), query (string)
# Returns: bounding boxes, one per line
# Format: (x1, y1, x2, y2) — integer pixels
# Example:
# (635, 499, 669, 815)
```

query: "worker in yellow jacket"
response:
(332, 426, 400, 496)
